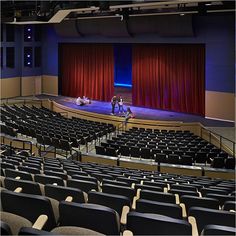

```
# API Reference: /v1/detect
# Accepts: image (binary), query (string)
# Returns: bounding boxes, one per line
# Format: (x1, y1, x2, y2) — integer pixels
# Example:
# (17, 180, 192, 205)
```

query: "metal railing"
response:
(201, 127, 235, 157)
(8, 138, 33, 154)
(0, 97, 44, 107)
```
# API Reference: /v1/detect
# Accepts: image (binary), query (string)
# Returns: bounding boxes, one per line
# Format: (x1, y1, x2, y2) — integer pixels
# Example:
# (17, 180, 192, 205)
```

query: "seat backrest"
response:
(71, 174, 98, 184)
(88, 191, 130, 216)
(201, 188, 228, 197)
(127, 211, 191, 235)
(169, 189, 199, 197)
(67, 179, 98, 192)
(1, 190, 57, 231)
(5, 169, 33, 181)
(189, 206, 236, 233)
(171, 184, 197, 192)
(201, 224, 236, 235)
(4, 178, 42, 195)
(135, 184, 163, 193)
(59, 201, 120, 235)
(180, 195, 219, 214)
(223, 201, 236, 211)
(140, 190, 176, 204)
(18, 166, 41, 174)
(45, 184, 86, 203)
(136, 199, 182, 219)
(34, 174, 64, 186)
(102, 184, 135, 202)
(205, 193, 235, 206)
(44, 170, 68, 180)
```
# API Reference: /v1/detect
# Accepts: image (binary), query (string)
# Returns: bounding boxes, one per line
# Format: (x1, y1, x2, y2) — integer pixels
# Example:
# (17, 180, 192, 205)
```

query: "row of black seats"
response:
(1, 179, 235, 235)
(1, 145, 235, 235)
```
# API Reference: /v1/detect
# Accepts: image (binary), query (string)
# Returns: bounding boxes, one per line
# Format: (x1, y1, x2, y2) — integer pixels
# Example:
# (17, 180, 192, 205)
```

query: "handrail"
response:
(0, 97, 48, 107)
(9, 138, 33, 154)
(201, 127, 235, 157)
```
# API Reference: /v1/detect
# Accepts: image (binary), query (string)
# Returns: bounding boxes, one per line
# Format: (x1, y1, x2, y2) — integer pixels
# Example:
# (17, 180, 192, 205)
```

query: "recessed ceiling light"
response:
(180, 13, 185, 16)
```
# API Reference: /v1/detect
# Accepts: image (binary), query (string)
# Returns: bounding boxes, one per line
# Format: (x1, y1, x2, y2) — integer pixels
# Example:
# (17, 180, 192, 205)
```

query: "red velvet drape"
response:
(61, 44, 114, 101)
(132, 44, 205, 116)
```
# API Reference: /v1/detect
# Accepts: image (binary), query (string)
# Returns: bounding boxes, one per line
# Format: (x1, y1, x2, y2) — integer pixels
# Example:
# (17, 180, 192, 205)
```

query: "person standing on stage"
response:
(118, 95, 124, 114)
(111, 95, 117, 115)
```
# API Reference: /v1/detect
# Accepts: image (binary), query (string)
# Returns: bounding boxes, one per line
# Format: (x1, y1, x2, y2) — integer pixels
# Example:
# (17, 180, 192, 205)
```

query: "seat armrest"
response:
(175, 193, 180, 204)
(65, 196, 73, 202)
(32, 215, 48, 230)
(123, 230, 133, 236)
(179, 203, 187, 218)
(121, 205, 130, 225)
(14, 187, 22, 193)
(188, 216, 199, 236)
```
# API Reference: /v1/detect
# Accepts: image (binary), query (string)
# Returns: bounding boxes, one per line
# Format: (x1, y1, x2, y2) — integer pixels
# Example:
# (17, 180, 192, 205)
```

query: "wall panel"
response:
(0, 77, 21, 98)
(42, 75, 58, 95)
(205, 91, 235, 121)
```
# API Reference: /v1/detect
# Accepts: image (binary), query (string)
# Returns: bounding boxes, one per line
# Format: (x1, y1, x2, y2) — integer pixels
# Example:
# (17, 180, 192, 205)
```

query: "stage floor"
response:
(37, 95, 234, 127)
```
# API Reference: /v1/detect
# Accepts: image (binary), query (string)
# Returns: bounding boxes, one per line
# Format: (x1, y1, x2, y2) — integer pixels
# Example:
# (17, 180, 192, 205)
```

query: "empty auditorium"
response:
(0, 0, 235, 235)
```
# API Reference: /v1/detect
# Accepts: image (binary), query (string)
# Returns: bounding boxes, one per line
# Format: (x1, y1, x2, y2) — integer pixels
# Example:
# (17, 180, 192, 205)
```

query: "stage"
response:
(37, 95, 234, 128)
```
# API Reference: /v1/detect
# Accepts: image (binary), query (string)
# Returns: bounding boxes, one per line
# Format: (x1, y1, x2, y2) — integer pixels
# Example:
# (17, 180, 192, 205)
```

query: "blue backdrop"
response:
(114, 44, 132, 88)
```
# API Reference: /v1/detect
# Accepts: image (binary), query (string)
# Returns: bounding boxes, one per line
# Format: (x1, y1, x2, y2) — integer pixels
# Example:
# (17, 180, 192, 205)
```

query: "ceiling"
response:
(1, 0, 235, 24)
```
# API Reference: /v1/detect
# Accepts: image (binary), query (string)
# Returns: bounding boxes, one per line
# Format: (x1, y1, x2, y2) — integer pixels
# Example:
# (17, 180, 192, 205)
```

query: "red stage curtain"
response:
(61, 44, 114, 101)
(132, 44, 205, 116)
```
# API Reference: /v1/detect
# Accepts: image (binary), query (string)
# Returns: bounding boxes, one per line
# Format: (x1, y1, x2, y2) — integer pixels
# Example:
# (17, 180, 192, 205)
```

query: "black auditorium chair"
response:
(127, 212, 192, 235)
(1, 190, 58, 231)
(72, 174, 98, 183)
(140, 147, 152, 159)
(67, 179, 98, 192)
(88, 191, 131, 218)
(211, 157, 225, 168)
(135, 199, 182, 219)
(140, 190, 177, 204)
(4, 178, 42, 195)
(130, 146, 141, 158)
(167, 154, 180, 164)
(18, 166, 41, 174)
(169, 189, 199, 197)
(201, 187, 228, 197)
(119, 145, 130, 157)
(44, 184, 86, 203)
(142, 180, 167, 190)
(4, 169, 33, 181)
(206, 193, 235, 206)
(34, 174, 64, 186)
(135, 184, 163, 193)
(102, 184, 135, 203)
(223, 201, 236, 211)
(170, 184, 197, 192)
(180, 155, 193, 166)
(59, 201, 120, 235)
(189, 207, 236, 234)
(202, 225, 236, 235)
(105, 147, 118, 157)
(44, 170, 68, 180)
(225, 157, 235, 169)
(95, 146, 106, 155)
(180, 195, 220, 214)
